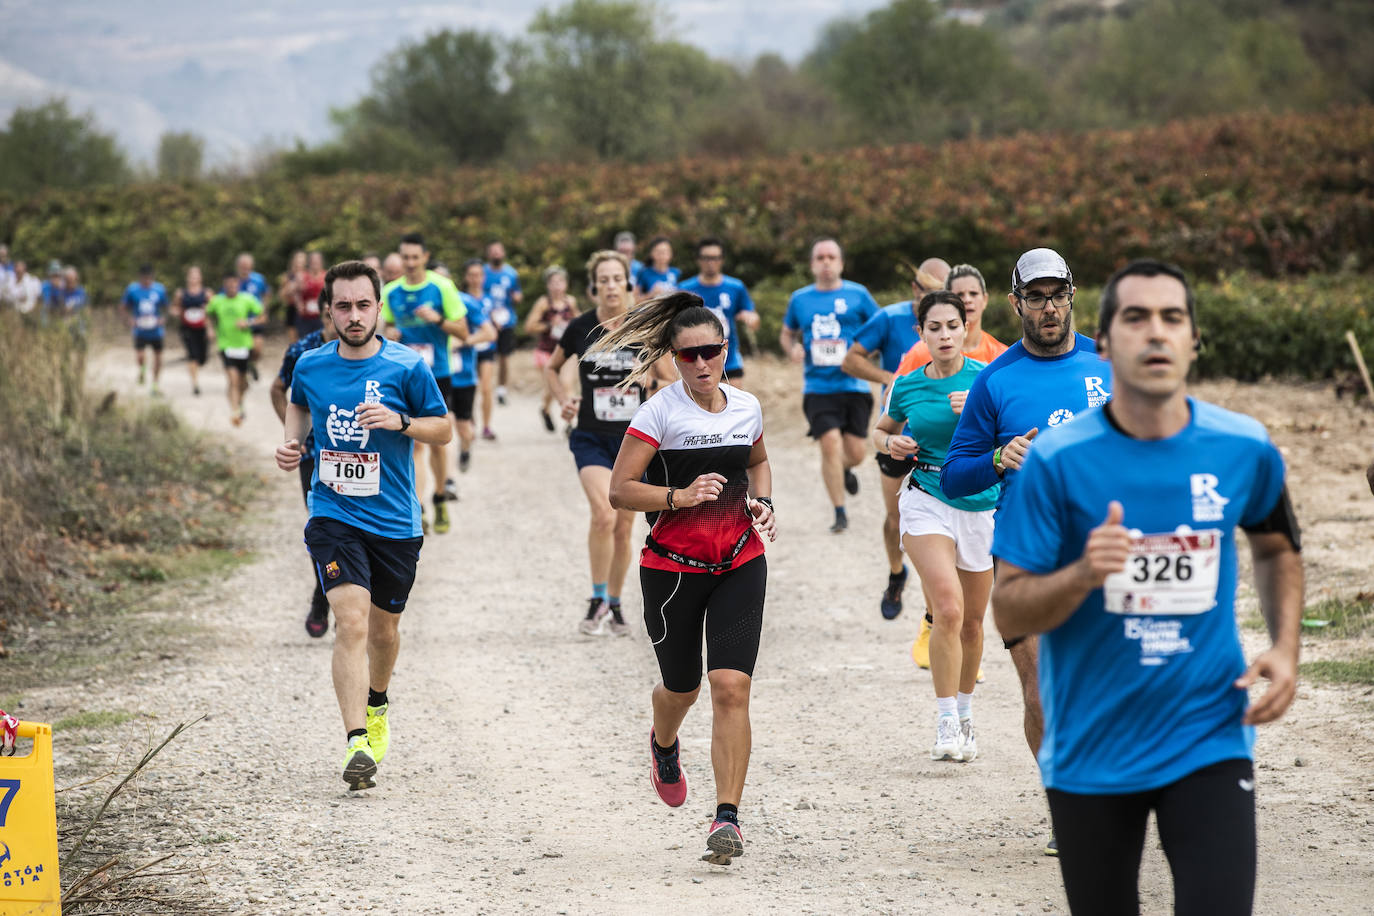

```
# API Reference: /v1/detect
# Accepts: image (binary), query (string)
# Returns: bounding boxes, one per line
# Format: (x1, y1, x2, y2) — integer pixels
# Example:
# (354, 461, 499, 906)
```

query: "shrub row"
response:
(1, 107, 1371, 309)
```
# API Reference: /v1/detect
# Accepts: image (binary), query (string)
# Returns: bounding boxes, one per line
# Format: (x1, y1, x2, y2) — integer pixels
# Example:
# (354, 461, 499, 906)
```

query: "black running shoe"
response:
(541, 409, 556, 432)
(1045, 832, 1059, 856)
(844, 469, 860, 496)
(881, 565, 909, 620)
(306, 596, 329, 638)
(459, 451, 471, 473)
(829, 514, 849, 534)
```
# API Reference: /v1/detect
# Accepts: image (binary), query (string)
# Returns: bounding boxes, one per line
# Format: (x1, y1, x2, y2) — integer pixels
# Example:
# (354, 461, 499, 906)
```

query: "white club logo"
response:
(1048, 408, 1075, 426)
(326, 403, 370, 449)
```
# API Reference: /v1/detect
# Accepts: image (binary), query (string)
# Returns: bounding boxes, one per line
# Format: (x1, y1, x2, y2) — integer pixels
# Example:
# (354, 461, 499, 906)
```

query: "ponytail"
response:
(585, 291, 722, 389)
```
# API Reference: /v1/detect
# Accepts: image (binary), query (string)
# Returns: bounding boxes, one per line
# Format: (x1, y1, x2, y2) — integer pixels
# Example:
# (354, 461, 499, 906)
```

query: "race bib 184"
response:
(1103, 529, 1222, 615)
(810, 338, 847, 366)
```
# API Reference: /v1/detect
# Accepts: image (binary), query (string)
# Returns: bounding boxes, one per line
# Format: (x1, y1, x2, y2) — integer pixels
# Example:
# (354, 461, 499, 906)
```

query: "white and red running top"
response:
(627, 380, 765, 574)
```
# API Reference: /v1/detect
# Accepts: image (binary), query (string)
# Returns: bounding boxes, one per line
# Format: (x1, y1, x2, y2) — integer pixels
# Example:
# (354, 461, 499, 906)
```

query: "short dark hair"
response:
(223, 270, 238, 281)
(697, 236, 725, 256)
(399, 232, 426, 250)
(1098, 258, 1195, 339)
(917, 290, 966, 329)
(139, 263, 154, 275)
(323, 259, 381, 307)
(648, 235, 672, 251)
(461, 258, 485, 273)
(811, 237, 843, 260)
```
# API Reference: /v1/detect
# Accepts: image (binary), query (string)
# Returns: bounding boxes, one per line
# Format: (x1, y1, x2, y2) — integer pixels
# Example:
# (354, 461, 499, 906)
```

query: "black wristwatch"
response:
(398, 413, 412, 433)
(754, 496, 774, 513)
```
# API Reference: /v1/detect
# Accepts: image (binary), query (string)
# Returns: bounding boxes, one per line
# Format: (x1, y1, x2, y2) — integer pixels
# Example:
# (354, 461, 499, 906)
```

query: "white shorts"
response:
(898, 481, 995, 572)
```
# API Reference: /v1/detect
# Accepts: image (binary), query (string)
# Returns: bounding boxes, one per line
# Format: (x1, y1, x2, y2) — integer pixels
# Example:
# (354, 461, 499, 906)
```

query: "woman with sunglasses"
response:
(874, 290, 999, 765)
(544, 251, 675, 637)
(595, 291, 777, 867)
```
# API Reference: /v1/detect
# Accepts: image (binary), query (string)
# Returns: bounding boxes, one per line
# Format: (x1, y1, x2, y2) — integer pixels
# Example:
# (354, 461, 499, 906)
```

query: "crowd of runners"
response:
(49, 226, 1311, 912)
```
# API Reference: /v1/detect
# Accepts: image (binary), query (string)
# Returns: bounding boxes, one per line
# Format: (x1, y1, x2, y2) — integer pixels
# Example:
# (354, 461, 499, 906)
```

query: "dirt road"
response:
(33, 337, 1374, 913)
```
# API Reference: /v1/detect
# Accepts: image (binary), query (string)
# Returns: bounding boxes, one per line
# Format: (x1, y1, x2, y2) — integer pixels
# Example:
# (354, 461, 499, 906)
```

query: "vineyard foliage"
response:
(1, 107, 1372, 381)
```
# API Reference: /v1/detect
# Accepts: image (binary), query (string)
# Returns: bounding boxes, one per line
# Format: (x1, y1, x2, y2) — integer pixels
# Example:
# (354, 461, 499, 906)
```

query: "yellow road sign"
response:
(0, 720, 60, 915)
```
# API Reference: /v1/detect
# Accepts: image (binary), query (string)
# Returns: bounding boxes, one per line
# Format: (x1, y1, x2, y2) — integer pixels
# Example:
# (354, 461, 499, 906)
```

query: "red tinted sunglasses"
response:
(673, 343, 726, 363)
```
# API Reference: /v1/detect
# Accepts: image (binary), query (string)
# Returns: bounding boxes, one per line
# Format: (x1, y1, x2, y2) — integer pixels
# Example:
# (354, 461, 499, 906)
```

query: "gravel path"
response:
(25, 335, 1374, 914)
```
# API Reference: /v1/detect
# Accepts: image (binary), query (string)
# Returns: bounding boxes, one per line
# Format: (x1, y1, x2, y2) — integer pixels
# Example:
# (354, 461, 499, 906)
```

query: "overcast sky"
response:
(0, 0, 895, 166)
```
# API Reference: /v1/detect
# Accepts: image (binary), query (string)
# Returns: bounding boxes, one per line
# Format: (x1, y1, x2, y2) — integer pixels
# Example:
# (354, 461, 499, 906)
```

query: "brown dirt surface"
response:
(18, 332, 1374, 914)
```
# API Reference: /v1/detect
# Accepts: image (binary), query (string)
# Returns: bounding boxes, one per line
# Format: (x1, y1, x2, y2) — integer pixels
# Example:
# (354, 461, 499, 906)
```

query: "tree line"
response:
(1, 0, 1371, 191)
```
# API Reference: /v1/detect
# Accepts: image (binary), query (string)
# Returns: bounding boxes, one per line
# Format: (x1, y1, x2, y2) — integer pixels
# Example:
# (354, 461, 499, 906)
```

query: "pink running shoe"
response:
(702, 819, 744, 865)
(649, 728, 687, 807)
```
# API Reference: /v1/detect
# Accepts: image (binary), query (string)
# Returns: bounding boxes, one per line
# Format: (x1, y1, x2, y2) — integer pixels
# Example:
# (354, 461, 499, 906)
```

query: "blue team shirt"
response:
(278, 330, 326, 456)
(783, 281, 880, 395)
(992, 400, 1287, 793)
(483, 264, 521, 329)
(289, 339, 448, 539)
(232, 271, 269, 303)
(679, 275, 755, 373)
(450, 292, 490, 388)
(854, 301, 920, 374)
(942, 333, 1111, 511)
(381, 272, 466, 380)
(635, 265, 681, 297)
(122, 281, 169, 338)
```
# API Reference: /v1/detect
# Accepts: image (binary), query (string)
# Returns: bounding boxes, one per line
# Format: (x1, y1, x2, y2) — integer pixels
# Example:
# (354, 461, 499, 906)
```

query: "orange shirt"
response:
(895, 330, 1009, 377)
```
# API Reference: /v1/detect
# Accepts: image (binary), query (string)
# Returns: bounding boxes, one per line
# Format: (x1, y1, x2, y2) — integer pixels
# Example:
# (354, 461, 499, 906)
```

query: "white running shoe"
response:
(959, 718, 977, 762)
(931, 714, 962, 761)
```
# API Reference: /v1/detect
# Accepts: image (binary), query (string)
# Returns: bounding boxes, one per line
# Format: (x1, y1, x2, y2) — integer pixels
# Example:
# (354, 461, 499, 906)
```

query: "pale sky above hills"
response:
(0, 0, 897, 166)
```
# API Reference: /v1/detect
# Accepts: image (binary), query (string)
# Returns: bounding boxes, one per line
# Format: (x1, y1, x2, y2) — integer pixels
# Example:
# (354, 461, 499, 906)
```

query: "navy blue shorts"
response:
(569, 428, 624, 471)
(304, 516, 423, 613)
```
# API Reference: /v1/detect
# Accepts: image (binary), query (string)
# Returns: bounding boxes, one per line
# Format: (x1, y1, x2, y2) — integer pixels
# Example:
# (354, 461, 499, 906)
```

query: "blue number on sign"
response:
(0, 780, 18, 827)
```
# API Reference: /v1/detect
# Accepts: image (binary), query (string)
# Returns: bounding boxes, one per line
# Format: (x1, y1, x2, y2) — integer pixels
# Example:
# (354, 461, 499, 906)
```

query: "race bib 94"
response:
(1103, 528, 1222, 615)
(593, 386, 639, 422)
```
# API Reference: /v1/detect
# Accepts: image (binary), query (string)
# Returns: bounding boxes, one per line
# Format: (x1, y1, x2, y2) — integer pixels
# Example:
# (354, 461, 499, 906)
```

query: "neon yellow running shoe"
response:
(366, 703, 390, 763)
(341, 734, 377, 791)
(911, 615, 932, 669)
(434, 501, 451, 534)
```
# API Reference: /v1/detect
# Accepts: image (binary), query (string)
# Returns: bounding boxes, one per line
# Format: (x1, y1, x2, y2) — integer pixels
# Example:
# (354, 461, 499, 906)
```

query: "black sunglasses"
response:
(672, 343, 726, 363)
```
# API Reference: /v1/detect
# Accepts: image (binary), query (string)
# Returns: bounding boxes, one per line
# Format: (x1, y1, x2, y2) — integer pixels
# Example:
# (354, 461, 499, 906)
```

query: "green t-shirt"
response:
(884, 357, 999, 512)
(206, 293, 263, 353)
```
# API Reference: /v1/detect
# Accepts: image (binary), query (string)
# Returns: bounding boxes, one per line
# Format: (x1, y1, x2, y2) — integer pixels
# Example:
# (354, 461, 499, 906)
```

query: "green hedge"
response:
(1, 107, 1371, 311)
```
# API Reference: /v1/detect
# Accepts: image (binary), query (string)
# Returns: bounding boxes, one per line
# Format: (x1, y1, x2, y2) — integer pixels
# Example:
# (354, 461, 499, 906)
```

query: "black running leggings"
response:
(1046, 758, 1257, 916)
(640, 556, 766, 693)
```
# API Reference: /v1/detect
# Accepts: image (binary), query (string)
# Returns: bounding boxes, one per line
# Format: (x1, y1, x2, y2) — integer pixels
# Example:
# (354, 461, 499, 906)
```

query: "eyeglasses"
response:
(673, 343, 726, 363)
(1017, 288, 1072, 310)
(698, 254, 723, 262)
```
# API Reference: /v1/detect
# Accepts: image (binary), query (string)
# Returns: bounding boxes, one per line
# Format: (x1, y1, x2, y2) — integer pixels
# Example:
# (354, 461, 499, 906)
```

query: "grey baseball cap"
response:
(1012, 248, 1073, 291)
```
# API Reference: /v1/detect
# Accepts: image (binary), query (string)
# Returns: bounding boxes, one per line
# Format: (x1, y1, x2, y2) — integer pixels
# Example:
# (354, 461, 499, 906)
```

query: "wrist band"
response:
(666, 487, 676, 510)
(755, 496, 774, 513)
(884, 434, 892, 453)
(992, 446, 1004, 471)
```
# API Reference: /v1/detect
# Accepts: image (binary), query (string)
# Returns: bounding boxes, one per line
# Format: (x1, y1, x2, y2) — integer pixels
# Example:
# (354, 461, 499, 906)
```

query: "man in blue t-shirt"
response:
(780, 238, 880, 533)
(383, 233, 469, 535)
(614, 230, 644, 280)
(122, 263, 170, 394)
(991, 259, 1302, 913)
(483, 240, 523, 406)
(843, 257, 950, 616)
(679, 237, 758, 384)
(272, 310, 338, 639)
(941, 247, 1110, 855)
(274, 259, 451, 793)
(454, 260, 500, 473)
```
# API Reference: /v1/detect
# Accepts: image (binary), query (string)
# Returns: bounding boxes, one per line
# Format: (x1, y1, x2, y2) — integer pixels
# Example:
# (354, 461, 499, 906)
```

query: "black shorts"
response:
(304, 516, 423, 613)
(181, 327, 208, 365)
(298, 457, 314, 508)
(640, 555, 767, 693)
(802, 391, 872, 439)
(435, 375, 453, 403)
(221, 352, 250, 374)
(134, 335, 164, 352)
(724, 367, 745, 380)
(569, 428, 623, 471)
(476, 348, 497, 364)
(448, 384, 477, 421)
(496, 326, 517, 356)
(875, 450, 913, 478)
(1047, 758, 1256, 916)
